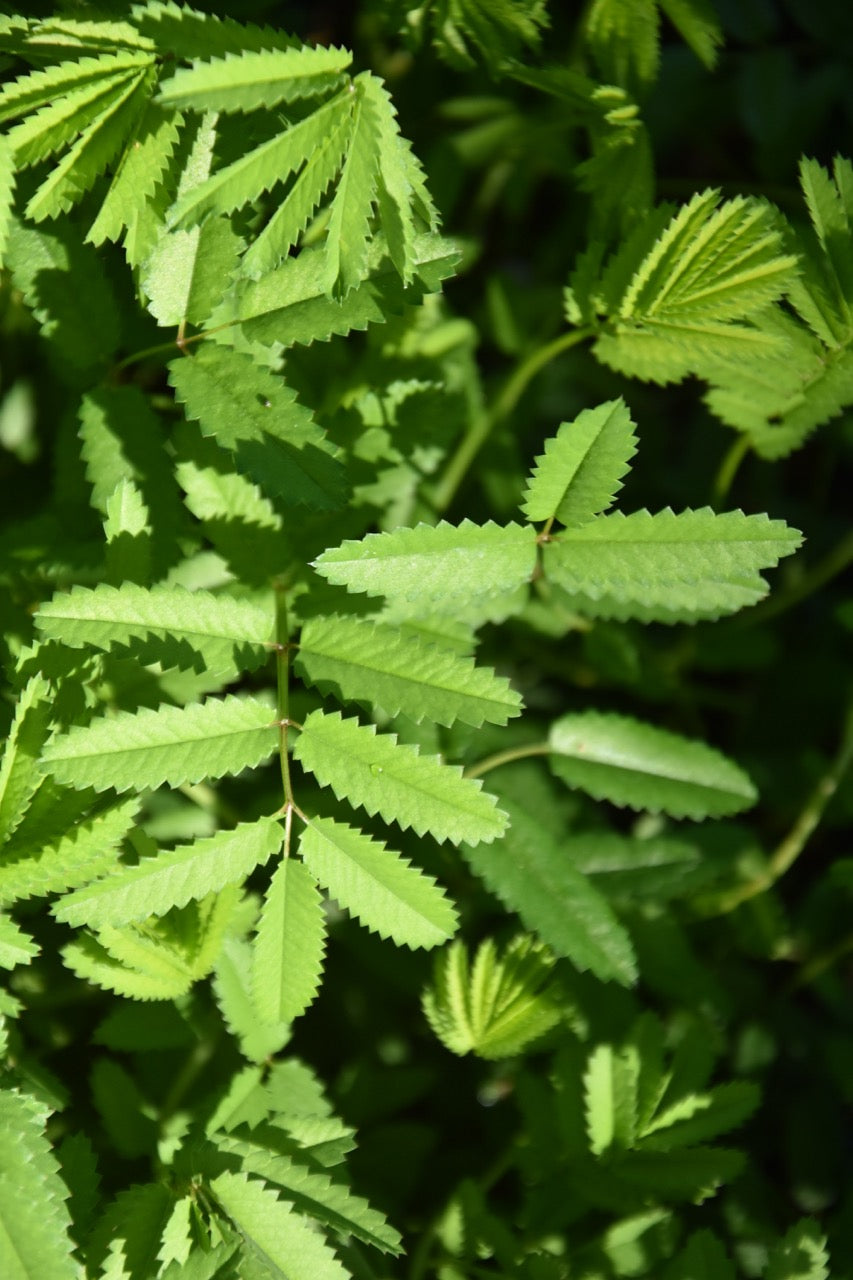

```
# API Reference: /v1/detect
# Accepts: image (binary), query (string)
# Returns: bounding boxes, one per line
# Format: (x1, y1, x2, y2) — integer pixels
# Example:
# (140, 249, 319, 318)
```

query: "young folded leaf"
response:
(296, 614, 522, 727)
(35, 582, 274, 673)
(313, 520, 537, 608)
(521, 397, 638, 527)
(461, 798, 637, 985)
(54, 815, 283, 927)
(543, 507, 802, 622)
(423, 935, 563, 1059)
(40, 693, 278, 793)
(300, 816, 457, 948)
(294, 710, 508, 845)
(252, 858, 326, 1025)
(548, 711, 757, 818)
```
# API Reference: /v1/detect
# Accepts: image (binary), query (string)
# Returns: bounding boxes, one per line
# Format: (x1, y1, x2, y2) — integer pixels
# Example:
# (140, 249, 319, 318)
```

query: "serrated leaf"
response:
(294, 710, 507, 845)
(86, 1181, 174, 1280)
(300, 816, 457, 948)
(62, 931, 192, 1000)
(157, 46, 352, 113)
(132, 2, 298, 59)
(664, 1231, 735, 1280)
(296, 614, 521, 727)
(87, 99, 181, 245)
(41, 693, 278, 794)
(314, 520, 537, 607)
(54, 815, 282, 927)
(253, 857, 326, 1024)
(36, 582, 273, 673)
(659, 0, 723, 69)
(25, 69, 154, 223)
(583, 1041, 639, 1154)
(0, 796, 140, 907)
(543, 507, 802, 622)
(0, 137, 15, 265)
(614, 1145, 743, 1202)
(0, 51, 149, 124)
(521, 399, 637, 526)
(0, 674, 50, 847)
(0, 1090, 77, 1280)
(323, 73, 377, 295)
(211, 1170, 348, 1280)
(0, 913, 38, 968)
(765, 1220, 830, 1280)
(461, 798, 636, 984)
(213, 935, 290, 1063)
(169, 346, 345, 510)
(548, 711, 757, 818)
(640, 1081, 760, 1150)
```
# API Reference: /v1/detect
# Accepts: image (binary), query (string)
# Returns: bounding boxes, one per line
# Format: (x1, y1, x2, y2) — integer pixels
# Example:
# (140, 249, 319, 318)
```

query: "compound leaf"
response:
(294, 710, 507, 845)
(300, 815, 457, 948)
(548, 711, 757, 818)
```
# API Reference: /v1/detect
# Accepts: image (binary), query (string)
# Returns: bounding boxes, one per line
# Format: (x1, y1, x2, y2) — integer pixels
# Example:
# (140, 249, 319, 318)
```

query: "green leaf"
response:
(211, 1170, 348, 1280)
(613, 1145, 744, 1202)
(86, 1181, 174, 1280)
(659, 0, 723, 69)
(300, 815, 457, 948)
(314, 520, 537, 608)
(322, 73, 378, 296)
(0, 912, 38, 968)
(461, 798, 636, 984)
(583, 1041, 639, 1154)
(294, 710, 508, 845)
(157, 46, 352, 113)
(664, 1231, 735, 1280)
(521, 399, 637, 527)
(423, 935, 563, 1059)
(0, 138, 15, 265)
(0, 49, 150, 124)
(167, 89, 351, 229)
(36, 582, 273, 673)
(0, 796, 140, 906)
(169, 346, 345, 510)
(0, 674, 50, 848)
(54, 815, 283, 927)
(543, 507, 802, 622)
(40, 693, 278, 794)
(548, 711, 757, 818)
(640, 1081, 760, 1149)
(0, 1090, 77, 1280)
(765, 1220, 830, 1280)
(25, 69, 154, 223)
(213, 934, 290, 1063)
(132, 2, 298, 59)
(296, 614, 522, 727)
(252, 857, 326, 1024)
(87, 99, 182, 245)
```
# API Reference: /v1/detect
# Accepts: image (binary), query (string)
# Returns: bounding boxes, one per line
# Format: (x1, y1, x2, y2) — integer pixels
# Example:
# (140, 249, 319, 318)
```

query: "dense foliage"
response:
(0, 2, 851, 1277)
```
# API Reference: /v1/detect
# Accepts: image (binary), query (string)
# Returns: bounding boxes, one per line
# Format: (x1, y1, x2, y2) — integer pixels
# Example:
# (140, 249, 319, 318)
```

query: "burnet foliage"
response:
(0, 2, 844, 1277)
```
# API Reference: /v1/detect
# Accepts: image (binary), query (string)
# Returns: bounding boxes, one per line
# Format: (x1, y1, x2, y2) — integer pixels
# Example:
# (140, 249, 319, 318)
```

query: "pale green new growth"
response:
(41, 693, 278, 793)
(252, 858, 326, 1025)
(36, 582, 274, 672)
(548, 710, 757, 818)
(0, 1091, 77, 1280)
(297, 614, 521, 727)
(300, 816, 458, 948)
(314, 520, 537, 607)
(294, 710, 508, 845)
(213, 934, 290, 1063)
(423, 935, 562, 1059)
(521, 397, 637, 526)
(54, 815, 282, 926)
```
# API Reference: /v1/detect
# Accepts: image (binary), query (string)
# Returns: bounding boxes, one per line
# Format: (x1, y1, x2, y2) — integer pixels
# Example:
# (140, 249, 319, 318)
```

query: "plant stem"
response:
(275, 586, 294, 813)
(431, 327, 594, 514)
(465, 741, 551, 780)
(714, 712, 853, 913)
(712, 434, 750, 506)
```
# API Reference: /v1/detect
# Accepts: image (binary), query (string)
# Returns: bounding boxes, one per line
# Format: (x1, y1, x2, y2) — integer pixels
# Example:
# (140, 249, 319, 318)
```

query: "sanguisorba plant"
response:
(0, 3, 849, 1277)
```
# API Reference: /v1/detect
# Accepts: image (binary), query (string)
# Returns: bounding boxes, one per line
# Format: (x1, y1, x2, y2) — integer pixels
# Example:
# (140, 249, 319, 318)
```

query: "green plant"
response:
(1, 3, 851, 1278)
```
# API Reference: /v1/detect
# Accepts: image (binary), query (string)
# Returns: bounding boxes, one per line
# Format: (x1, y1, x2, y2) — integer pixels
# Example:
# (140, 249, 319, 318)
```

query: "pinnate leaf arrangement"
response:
(0, 3, 846, 1278)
